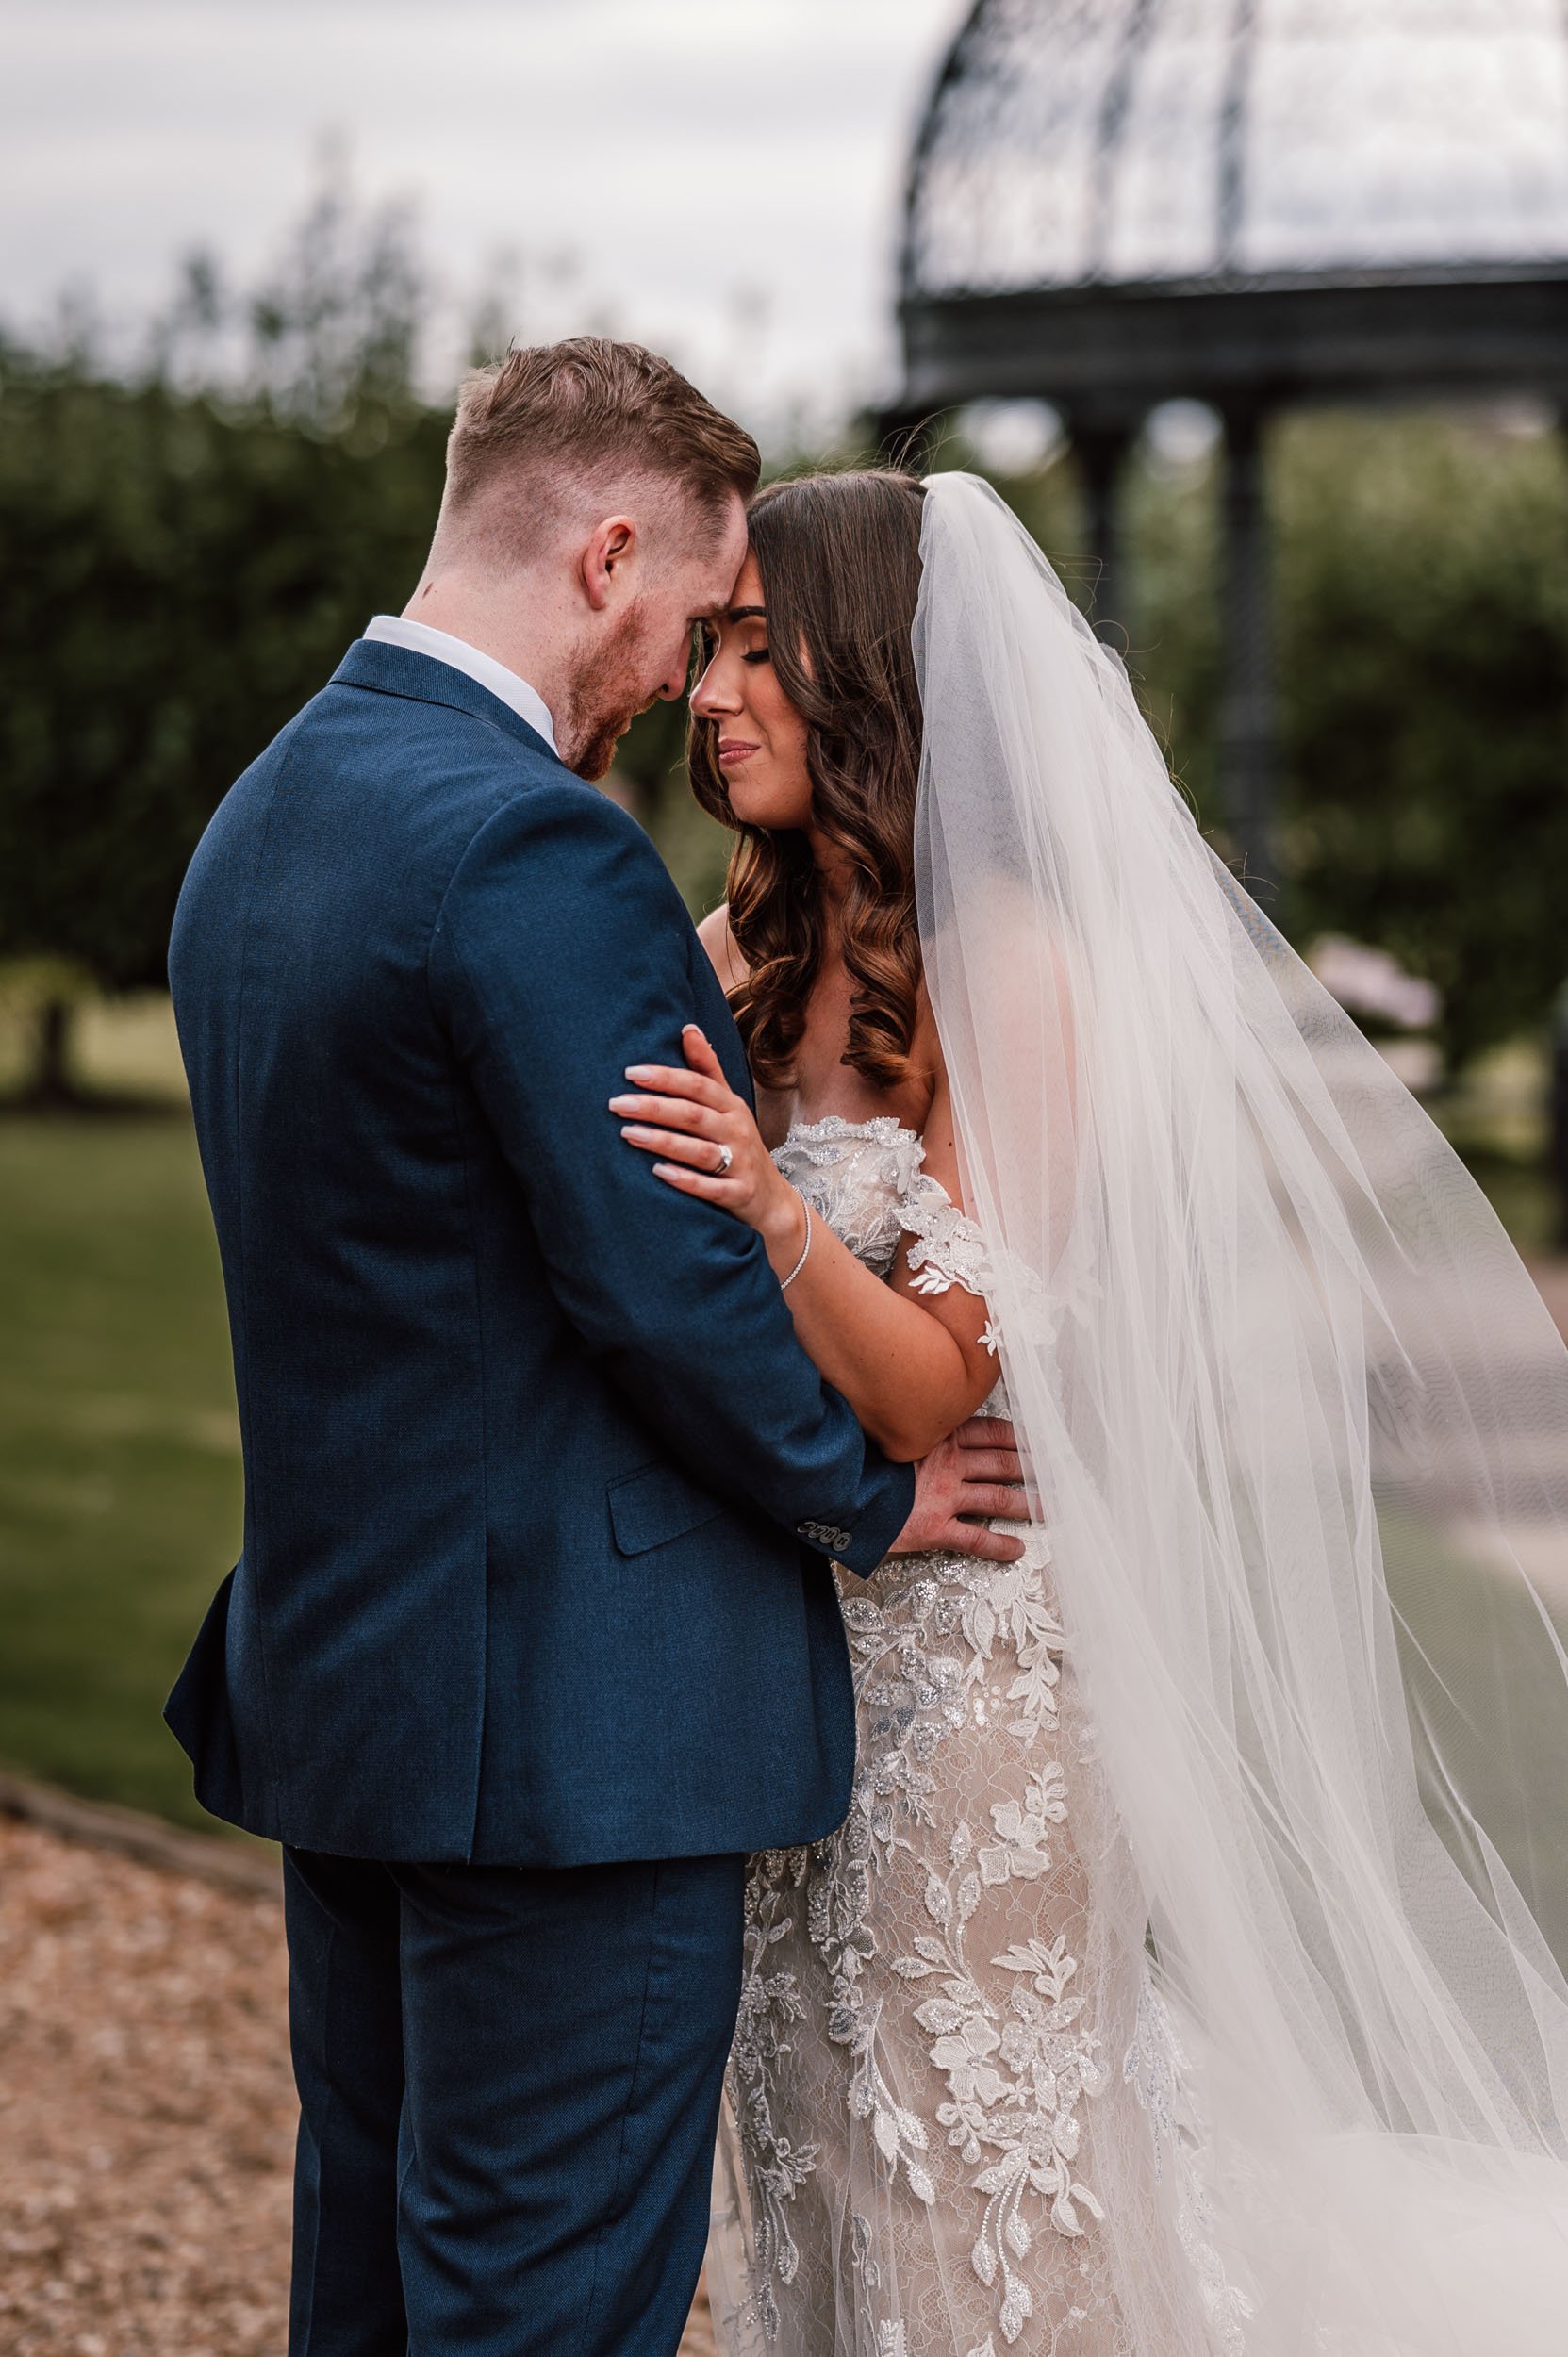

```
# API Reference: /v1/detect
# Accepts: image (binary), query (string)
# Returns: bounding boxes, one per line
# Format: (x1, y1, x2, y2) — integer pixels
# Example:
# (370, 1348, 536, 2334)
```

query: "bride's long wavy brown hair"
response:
(688, 470, 927, 1092)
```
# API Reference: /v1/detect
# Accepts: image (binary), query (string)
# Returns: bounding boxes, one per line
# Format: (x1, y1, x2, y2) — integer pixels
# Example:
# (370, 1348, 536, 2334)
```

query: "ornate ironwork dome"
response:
(888, 0, 1568, 890)
(906, 0, 1568, 301)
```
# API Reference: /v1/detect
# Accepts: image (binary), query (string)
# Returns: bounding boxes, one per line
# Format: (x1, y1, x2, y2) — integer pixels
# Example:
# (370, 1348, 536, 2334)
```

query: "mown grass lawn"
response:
(2, 988, 1564, 1840)
(0, 999, 242, 1828)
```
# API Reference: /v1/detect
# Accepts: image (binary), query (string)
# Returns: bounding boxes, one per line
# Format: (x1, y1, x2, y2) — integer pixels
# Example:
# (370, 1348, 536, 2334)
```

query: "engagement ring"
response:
(714, 1144, 734, 1177)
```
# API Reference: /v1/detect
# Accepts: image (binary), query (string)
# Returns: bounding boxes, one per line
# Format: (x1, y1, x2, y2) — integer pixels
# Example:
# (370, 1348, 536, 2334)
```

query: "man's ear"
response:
(581, 515, 636, 613)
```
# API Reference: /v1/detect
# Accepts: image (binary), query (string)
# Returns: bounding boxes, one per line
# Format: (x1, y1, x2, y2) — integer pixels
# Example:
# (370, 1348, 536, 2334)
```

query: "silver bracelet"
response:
(780, 1199, 813, 1293)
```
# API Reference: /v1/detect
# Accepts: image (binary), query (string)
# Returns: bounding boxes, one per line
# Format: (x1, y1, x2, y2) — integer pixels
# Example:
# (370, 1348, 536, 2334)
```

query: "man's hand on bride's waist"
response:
(891, 1417, 1032, 1564)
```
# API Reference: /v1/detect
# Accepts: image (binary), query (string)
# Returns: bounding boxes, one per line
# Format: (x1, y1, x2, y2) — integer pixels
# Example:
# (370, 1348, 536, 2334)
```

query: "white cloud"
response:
(0, 0, 966, 437)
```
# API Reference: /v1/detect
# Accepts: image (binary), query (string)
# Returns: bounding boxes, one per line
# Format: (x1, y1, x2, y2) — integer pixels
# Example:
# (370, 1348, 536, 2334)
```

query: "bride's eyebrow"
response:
(727, 602, 767, 624)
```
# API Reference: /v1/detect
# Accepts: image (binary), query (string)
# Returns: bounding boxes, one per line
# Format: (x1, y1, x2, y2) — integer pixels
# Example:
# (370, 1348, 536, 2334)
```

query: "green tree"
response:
(0, 188, 446, 1100)
(1276, 414, 1568, 1069)
(1127, 410, 1568, 1069)
(7, 220, 1566, 1099)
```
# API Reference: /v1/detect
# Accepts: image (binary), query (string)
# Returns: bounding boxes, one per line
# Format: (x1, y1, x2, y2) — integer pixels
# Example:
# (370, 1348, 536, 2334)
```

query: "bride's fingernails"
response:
(624, 1065, 655, 1081)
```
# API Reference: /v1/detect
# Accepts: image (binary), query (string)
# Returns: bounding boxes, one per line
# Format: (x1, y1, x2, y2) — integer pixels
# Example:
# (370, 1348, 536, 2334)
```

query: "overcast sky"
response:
(2, 0, 968, 439)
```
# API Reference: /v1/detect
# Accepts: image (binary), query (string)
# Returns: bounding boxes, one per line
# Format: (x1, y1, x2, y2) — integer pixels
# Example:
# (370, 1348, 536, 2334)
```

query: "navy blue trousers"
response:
(282, 1848, 745, 2357)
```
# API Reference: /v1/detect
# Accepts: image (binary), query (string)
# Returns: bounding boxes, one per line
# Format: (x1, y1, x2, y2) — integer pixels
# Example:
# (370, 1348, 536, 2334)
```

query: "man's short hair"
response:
(442, 337, 759, 556)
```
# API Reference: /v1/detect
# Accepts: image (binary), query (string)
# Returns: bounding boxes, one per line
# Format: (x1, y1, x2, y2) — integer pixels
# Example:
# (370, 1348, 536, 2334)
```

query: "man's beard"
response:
(558, 607, 655, 782)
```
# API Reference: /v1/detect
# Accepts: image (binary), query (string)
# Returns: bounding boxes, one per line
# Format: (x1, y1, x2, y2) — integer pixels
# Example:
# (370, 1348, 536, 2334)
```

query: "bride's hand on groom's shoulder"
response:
(891, 1416, 1032, 1562)
(609, 1024, 802, 1250)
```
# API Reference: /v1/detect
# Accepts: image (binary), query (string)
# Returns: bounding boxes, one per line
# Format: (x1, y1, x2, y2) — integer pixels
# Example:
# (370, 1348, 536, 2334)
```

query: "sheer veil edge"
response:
(914, 470, 1568, 2355)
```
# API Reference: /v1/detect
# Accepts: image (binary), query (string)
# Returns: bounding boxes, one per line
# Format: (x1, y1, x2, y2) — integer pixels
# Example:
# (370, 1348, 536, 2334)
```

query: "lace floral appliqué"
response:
(897, 1172, 997, 1323)
(718, 1117, 1134, 2354)
(772, 1115, 927, 1280)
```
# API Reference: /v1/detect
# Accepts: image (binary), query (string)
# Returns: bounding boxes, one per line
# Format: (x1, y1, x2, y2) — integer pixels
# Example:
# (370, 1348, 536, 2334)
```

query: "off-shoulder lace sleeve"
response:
(896, 1168, 994, 1308)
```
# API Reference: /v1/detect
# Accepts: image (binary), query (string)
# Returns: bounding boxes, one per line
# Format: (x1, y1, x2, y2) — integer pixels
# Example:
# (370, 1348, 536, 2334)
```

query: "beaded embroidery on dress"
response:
(707, 1119, 1223, 2357)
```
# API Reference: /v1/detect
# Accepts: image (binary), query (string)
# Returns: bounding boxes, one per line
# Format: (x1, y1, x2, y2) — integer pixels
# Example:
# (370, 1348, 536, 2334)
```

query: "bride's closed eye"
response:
(742, 647, 771, 667)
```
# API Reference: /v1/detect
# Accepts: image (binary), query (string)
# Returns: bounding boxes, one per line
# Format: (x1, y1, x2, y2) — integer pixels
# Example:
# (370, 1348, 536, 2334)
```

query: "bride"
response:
(613, 468, 1568, 2354)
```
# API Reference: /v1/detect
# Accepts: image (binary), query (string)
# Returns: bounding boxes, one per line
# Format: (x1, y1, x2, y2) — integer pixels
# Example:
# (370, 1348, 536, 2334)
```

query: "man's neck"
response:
(404, 572, 573, 721)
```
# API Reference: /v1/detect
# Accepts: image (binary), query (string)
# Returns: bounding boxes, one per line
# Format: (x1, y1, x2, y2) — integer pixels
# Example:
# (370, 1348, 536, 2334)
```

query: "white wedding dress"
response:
(706, 1117, 1226, 2357)
(712, 473, 1568, 2354)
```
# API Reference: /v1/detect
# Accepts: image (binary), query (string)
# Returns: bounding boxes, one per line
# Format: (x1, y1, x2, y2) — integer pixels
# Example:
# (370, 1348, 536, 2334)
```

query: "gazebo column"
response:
(1217, 404, 1279, 895)
(1072, 419, 1138, 643)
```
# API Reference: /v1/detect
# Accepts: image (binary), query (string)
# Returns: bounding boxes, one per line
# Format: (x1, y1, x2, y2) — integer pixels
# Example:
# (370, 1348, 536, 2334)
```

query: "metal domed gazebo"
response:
(886, 0, 1568, 885)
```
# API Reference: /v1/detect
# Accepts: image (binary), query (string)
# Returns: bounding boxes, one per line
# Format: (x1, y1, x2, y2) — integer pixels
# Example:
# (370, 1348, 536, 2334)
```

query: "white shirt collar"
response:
(364, 615, 558, 755)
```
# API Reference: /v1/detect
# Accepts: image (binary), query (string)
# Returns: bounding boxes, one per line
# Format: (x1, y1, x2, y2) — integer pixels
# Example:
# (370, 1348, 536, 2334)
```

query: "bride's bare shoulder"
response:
(696, 902, 749, 994)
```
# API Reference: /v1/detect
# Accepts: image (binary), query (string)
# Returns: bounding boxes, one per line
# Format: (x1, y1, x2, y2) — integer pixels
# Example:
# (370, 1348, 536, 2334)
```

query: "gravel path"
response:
(0, 1815, 716, 2355)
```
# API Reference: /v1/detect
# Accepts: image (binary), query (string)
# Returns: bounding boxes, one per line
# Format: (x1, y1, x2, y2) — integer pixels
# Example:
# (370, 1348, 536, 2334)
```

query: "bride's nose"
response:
(690, 651, 740, 718)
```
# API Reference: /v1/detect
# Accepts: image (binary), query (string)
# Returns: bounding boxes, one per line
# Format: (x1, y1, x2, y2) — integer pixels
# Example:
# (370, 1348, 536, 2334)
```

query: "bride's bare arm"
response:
(610, 1024, 998, 1466)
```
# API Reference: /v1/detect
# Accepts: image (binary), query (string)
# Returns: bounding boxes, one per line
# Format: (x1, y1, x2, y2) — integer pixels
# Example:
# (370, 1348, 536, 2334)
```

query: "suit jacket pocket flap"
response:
(608, 1462, 727, 1557)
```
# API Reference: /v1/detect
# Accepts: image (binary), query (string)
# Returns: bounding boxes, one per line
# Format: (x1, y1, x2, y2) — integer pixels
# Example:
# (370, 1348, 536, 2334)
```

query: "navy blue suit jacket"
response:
(165, 640, 914, 1864)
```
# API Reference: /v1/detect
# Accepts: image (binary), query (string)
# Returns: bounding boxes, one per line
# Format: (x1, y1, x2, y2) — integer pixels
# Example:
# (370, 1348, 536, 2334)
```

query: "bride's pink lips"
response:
(718, 739, 759, 766)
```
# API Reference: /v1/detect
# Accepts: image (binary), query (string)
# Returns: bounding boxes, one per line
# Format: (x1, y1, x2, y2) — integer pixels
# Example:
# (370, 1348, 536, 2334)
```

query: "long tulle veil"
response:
(914, 470, 1568, 2353)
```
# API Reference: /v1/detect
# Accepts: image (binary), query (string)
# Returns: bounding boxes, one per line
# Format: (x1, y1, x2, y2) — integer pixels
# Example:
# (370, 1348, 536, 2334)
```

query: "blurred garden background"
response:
(4, 6, 1568, 1837)
(8, 10, 1561, 2352)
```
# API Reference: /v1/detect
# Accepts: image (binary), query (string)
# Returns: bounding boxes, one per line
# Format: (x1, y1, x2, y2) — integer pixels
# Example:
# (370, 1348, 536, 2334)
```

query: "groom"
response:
(166, 337, 1027, 2356)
